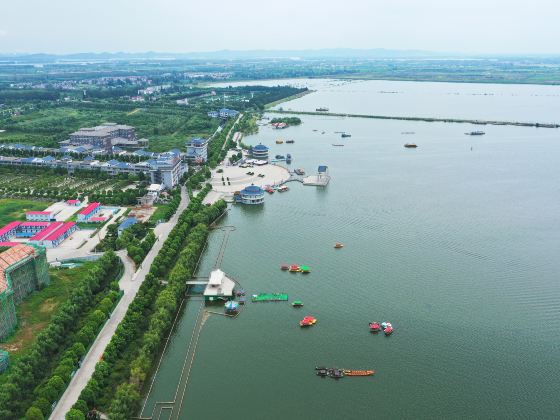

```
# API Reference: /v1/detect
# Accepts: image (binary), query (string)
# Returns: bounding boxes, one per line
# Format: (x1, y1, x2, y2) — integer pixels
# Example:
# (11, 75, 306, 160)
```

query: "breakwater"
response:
(268, 109, 560, 128)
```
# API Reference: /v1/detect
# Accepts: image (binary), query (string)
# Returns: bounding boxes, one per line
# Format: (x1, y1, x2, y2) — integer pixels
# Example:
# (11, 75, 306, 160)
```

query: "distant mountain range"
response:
(0, 48, 453, 63)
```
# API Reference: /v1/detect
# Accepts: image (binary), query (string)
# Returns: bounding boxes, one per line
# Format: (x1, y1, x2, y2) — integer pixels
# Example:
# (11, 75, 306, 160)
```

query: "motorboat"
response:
(286, 140, 295, 144)
(300, 265, 311, 274)
(343, 370, 375, 376)
(278, 185, 289, 192)
(294, 168, 305, 175)
(465, 131, 485, 136)
(276, 139, 284, 144)
(275, 154, 285, 159)
(280, 264, 290, 270)
(292, 300, 304, 307)
(334, 242, 344, 249)
(404, 143, 418, 148)
(369, 322, 381, 332)
(341, 133, 351, 138)
(289, 264, 301, 272)
(300, 316, 317, 327)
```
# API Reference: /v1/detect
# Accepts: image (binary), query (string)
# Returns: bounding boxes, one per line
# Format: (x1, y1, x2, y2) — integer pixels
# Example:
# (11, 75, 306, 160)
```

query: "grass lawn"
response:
(0, 263, 96, 368)
(0, 198, 50, 226)
(149, 204, 171, 222)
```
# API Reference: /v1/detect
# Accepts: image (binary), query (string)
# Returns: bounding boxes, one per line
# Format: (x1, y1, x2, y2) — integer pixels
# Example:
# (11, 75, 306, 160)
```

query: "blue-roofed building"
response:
(117, 217, 137, 236)
(186, 137, 209, 163)
(208, 108, 239, 119)
(251, 143, 269, 161)
(235, 184, 265, 205)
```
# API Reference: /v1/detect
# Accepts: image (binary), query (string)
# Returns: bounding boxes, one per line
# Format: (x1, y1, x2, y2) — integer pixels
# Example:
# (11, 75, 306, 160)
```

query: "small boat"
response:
(369, 322, 381, 332)
(300, 316, 317, 327)
(382, 322, 394, 336)
(465, 131, 485, 136)
(300, 265, 311, 274)
(315, 366, 327, 370)
(238, 297, 246, 305)
(316, 368, 328, 377)
(343, 370, 375, 376)
(286, 140, 295, 144)
(328, 368, 344, 379)
(316, 107, 329, 112)
(289, 264, 301, 272)
(334, 242, 344, 249)
(280, 264, 290, 270)
(278, 185, 289, 192)
(294, 168, 305, 175)
(266, 188, 275, 194)
(235, 289, 245, 297)
(404, 143, 418, 148)
(275, 154, 285, 159)
(224, 301, 239, 313)
(341, 133, 351, 138)
(292, 300, 304, 307)
(332, 144, 345, 147)
(401, 131, 415, 135)
(384, 326, 393, 336)
(276, 139, 284, 144)
(321, 131, 325, 134)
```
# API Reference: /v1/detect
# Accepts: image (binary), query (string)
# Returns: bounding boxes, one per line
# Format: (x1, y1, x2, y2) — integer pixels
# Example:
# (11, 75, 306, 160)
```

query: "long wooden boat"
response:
(342, 370, 375, 376)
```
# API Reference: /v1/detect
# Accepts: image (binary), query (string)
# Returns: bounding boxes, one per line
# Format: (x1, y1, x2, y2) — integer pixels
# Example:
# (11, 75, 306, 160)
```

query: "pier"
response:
(268, 109, 560, 128)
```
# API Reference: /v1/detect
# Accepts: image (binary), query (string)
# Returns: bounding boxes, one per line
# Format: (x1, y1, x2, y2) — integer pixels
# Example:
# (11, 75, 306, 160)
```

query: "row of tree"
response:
(70, 187, 226, 418)
(0, 251, 122, 420)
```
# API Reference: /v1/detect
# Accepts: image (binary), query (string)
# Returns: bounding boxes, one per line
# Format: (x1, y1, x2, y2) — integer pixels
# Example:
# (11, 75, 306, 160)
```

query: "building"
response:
(64, 123, 137, 151)
(77, 202, 101, 222)
(204, 269, 235, 301)
(251, 143, 269, 161)
(17, 222, 50, 237)
(207, 108, 239, 119)
(185, 137, 209, 163)
(235, 184, 265, 205)
(28, 222, 78, 248)
(118, 217, 137, 236)
(0, 222, 21, 242)
(25, 211, 56, 222)
(302, 165, 331, 186)
(0, 149, 187, 190)
(66, 199, 81, 206)
(0, 244, 50, 340)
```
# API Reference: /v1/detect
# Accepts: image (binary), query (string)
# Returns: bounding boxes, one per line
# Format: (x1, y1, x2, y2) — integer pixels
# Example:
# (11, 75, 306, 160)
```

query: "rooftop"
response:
(78, 202, 101, 216)
(204, 269, 235, 297)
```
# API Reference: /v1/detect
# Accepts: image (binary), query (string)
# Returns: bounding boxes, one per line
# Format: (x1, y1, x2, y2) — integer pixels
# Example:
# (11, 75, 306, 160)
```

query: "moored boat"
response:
(465, 131, 485, 136)
(289, 264, 301, 272)
(280, 264, 289, 270)
(292, 300, 304, 307)
(294, 168, 305, 175)
(404, 143, 418, 148)
(275, 154, 285, 159)
(300, 265, 311, 274)
(341, 133, 351, 138)
(286, 140, 295, 144)
(382, 321, 394, 335)
(332, 144, 345, 147)
(328, 368, 344, 379)
(278, 185, 289, 192)
(316, 107, 329, 112)
(276, 139, 284, 144)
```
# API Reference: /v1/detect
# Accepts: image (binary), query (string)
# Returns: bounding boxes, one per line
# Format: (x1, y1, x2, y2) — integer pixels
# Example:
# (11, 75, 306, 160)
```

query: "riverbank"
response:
(268, 109, 560, 128)
(264, 89, 314, 109)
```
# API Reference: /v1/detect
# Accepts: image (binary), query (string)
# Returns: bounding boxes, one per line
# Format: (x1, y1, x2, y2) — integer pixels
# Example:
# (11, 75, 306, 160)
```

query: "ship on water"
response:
(465, 131, 486, 136)
(316, 107, 329, 112)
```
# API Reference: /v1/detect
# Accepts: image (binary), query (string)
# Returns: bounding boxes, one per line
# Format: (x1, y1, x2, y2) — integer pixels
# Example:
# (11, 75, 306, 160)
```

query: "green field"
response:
(0, 263, 95, 366)
(0, 198, 49, 226)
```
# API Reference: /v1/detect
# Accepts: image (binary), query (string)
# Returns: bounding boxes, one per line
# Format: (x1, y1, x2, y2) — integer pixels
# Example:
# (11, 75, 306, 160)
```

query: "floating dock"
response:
(251, 293, 288, 302)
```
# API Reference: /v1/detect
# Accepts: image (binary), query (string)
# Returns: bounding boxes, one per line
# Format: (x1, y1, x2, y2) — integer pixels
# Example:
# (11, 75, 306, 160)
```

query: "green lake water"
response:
(141, 82, 560, 419)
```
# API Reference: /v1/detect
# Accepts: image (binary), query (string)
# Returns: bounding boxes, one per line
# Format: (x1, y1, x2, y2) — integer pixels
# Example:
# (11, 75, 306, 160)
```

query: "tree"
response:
(66, 408, 85, 420)
(25, 406, 44, 420)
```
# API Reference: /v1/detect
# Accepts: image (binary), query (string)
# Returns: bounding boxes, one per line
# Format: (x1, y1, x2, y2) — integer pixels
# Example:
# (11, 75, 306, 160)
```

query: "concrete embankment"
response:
(268, 109, 560, 128)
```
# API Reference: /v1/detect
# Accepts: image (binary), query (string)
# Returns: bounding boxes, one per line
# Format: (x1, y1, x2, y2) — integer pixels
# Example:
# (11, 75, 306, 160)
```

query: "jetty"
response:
(268, 109, 560, 129)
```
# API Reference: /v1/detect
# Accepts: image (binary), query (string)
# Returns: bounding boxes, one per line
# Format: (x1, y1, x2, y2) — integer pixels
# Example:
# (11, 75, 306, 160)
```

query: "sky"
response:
(1, 0, 560, 55)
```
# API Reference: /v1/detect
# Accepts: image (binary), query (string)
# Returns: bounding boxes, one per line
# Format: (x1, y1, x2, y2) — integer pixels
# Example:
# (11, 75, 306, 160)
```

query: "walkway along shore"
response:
(268, 109, 560, 128)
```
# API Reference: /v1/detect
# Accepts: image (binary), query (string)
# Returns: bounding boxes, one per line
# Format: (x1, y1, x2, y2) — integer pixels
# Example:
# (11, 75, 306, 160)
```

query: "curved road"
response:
(49, 186, 189, 420)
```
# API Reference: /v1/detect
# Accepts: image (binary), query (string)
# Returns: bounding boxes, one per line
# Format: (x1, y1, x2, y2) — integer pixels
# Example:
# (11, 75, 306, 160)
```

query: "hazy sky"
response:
(1, 0, 559, 54)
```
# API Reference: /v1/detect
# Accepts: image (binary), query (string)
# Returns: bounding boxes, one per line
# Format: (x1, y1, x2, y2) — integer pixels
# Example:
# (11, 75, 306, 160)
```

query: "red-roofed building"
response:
(0, 242, 20, 248)
(77, 202, 101, 222)
(89, 217, 107, 223)
(17, 222, 51, 237)
(26, 211, 56, 222)
(66, 199, 81, 206)
(28, 222, 78, 248)
(0, 222, 21, 242)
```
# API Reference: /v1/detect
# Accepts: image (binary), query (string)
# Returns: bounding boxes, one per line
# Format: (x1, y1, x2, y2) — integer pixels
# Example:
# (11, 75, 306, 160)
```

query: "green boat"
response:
(300, 265, 311, 273)
(292, 300, 304, 307)
(251, 293, 289, 302)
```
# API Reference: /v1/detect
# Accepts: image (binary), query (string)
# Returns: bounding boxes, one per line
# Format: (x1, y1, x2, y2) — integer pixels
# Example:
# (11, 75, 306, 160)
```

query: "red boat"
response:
(280, 264, 289, 271)
(369, 322, 381, 332)
(300, 316, 317, 327)
(384, 326, 393, 336)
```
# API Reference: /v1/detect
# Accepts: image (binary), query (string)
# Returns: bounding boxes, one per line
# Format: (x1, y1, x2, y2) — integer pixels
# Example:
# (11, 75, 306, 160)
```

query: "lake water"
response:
(141, 80, 560, 419)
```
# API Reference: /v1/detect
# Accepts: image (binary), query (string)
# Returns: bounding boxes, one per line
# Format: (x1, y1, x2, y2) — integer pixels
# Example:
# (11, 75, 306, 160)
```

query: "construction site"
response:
(0, 244, 50, 346)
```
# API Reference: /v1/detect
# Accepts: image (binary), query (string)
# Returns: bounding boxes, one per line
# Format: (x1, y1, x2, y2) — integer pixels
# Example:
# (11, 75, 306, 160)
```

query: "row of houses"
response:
(0, 221, 78, 249)
(0, 149, 187, 189)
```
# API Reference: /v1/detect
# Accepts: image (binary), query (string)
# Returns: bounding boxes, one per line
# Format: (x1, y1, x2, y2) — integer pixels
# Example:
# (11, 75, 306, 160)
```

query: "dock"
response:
(268, 109, 560, 129)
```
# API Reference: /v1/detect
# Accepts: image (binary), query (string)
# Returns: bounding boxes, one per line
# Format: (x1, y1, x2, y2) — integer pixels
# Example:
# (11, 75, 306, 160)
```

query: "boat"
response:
(294, 168, 305, 175)
(315, 366, 327, 370)
(275, 154, 285, 159)
(342, 370, 375, 376)
(327, 368, 344, 379)
(292, 300, 304, 307)
(401, 131, 415, 134)
(316, 107, 329, 112)
(300, 265, 311, 274)
(300, 316, 317, 327)
(289, 264, 301, 272)
(316, 368, 328, 377)
(238, 297, 246, 305)
(334, 242, 344, 249)
(332, 144, 345, 147)
(404, 143, 418, 148)
(280, 264, 289, 270)
(286, 140, 295, 144)
(369, 322, 381, 332)
(465, 131, 485, 136)
(224, 301, 239, 313)
(266, 188, 275, 194)
(276, 139, 284, 144)
(341, 133, 351, 138)
(381, 322, 394, 336)
(235, 289, 245, 297)
(278, 185, 289, 192)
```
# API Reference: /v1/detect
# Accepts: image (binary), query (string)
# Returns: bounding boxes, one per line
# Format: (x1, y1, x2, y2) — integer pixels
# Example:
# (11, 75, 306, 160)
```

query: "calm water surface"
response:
(142, 81, 560, 419)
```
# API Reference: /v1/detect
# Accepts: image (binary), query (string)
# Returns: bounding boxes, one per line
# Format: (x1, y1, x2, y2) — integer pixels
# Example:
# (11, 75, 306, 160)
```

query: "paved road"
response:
(49, 186, 189, 420)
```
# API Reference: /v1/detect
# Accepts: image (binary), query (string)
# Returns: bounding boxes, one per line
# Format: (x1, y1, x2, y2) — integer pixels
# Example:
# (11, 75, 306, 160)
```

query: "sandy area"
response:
(211, 163, 290, 193)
